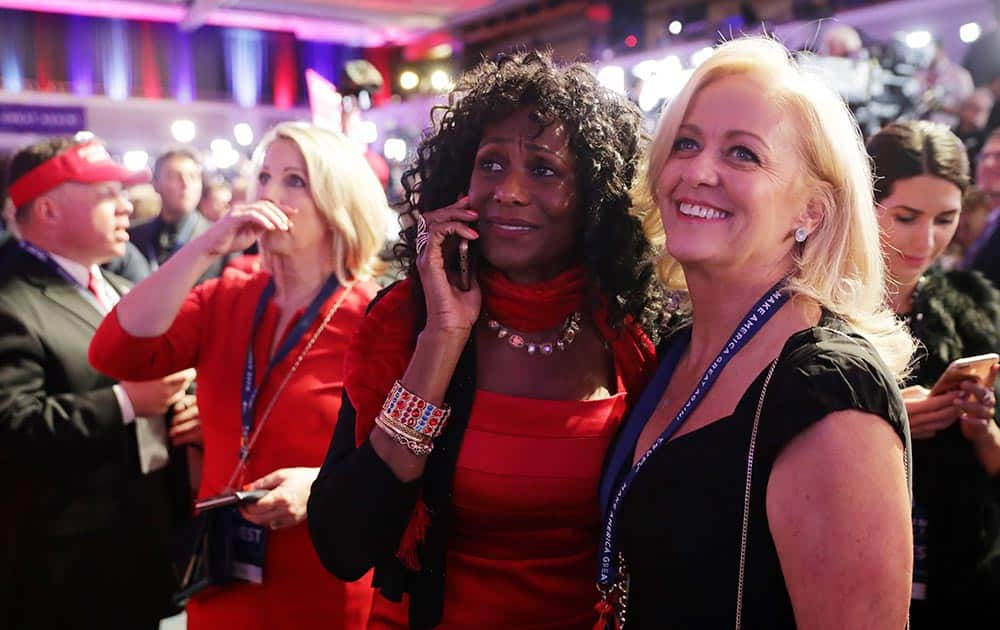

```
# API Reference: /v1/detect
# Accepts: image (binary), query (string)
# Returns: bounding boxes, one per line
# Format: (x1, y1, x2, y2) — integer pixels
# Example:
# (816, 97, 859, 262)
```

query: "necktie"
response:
(87, 271, 109, 313)
(157, 223, 179, 264)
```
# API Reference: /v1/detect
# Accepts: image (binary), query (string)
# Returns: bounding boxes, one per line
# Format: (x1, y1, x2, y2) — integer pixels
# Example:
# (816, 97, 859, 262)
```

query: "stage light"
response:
(597, 65, 626, 94)
(123, 150, 149, 171)
(905, 30, 932, 49)
(209, 138, 240, 170)
(960, 22, 981, 44)
(170, 119, 196, 143)
(638, 84, 661, 112)
(690, 46, 715, 67)
(233, 123, 254, 147)
(430, 70, 451, 91)
(624, 34, 638, 48)
(632, 60, 659, 81)
(661, 55, 682, 73)
(211, 138, 232, 154)
(383, 138, 407, 162)
(399, 70, 419, 91)
(669, 20, 683, 35)
(350, 120, 378, 146)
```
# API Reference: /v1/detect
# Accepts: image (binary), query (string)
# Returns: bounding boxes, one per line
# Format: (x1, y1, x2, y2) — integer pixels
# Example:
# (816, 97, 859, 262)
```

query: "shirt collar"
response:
(46, 250, 101, 287)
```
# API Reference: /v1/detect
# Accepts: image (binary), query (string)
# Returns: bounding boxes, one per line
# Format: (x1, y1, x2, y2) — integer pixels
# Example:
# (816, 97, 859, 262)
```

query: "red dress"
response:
(89, 268, 377, 630)
(368, 386, 627, 629)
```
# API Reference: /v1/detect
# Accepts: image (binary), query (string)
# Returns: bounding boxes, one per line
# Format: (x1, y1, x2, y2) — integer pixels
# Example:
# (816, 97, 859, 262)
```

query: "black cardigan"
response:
(307, 287, 480, 629)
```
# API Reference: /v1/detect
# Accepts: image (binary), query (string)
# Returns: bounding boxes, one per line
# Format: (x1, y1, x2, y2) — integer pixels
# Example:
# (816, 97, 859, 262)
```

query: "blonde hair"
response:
(249, 122, 388, 284)
(641, 37, 914, 378)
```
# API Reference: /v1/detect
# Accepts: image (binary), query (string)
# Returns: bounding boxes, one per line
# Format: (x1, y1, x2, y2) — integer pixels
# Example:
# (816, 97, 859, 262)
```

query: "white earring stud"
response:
(794, 226, 809, 243)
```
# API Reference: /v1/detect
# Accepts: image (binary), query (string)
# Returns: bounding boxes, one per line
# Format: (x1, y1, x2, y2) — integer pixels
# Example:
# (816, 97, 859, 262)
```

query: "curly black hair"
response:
(397, 50, 667, 341)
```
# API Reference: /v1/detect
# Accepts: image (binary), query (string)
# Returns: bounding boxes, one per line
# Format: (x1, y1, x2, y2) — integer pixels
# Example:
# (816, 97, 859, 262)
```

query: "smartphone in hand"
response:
(929, 353, 999, 396)
(456, 239, 471, 291)
(194, 489, 268, 513)
(443, 236, 475, 292)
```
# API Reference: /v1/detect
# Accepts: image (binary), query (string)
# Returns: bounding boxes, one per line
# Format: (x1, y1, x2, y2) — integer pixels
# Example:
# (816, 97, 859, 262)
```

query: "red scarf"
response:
(480, 266, 587, 331)
(343, 267, 656, 569)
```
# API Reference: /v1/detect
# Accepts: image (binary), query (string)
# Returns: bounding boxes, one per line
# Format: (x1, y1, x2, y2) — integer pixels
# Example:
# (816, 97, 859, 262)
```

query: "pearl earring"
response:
(794, 226, 809, 243)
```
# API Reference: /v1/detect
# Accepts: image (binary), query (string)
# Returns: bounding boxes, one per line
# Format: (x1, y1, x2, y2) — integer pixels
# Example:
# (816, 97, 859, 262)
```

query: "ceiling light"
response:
(383, 138, 407, 162)
(399, 70, 419, 91)
(960, 22, 981, 44)
(170, 119, 196, 143)
(429, 70, 451, 92)
(233, 123, 254, 147)
(904, 30, 932, 49)
(123, 150, 149, 171)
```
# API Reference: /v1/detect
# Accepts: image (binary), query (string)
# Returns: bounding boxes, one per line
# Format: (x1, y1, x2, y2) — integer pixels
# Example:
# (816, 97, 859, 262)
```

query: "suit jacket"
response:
(970, 214, 1000, 289)
(0, 244, 181, 629)
(101, 240, 153, 284)
(129, 211, 232, 284)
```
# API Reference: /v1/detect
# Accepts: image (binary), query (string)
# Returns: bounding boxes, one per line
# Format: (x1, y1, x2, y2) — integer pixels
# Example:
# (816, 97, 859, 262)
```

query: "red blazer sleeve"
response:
(342, 280, 417, 445)
(89, 277, 223, 380)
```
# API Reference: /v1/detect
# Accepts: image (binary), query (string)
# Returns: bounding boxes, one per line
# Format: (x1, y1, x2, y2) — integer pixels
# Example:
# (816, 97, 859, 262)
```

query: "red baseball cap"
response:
(7, 140, 152, 207)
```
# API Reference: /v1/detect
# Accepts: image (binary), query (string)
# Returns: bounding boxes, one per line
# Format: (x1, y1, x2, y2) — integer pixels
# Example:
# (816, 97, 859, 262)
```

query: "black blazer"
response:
(129, 211, 230, 284)
(308, 285, 479, 629)
(0, 244, 181, 628)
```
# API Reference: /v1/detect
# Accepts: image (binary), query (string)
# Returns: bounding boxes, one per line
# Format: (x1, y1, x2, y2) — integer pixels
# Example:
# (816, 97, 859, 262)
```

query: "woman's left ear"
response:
(797, 197, 826, 239)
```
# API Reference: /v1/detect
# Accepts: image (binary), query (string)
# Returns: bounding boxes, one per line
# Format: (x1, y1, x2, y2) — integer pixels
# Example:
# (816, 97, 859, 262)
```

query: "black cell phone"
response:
(194, 489, 268, 513)
(444, 235, 476, 292)
(457, 239, 471, 291)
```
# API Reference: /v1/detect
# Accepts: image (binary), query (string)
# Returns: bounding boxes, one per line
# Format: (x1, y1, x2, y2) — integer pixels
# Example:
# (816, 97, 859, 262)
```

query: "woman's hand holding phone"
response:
(415, 195, 481, 337)
(956, 364, 999, 443)
(902, 385, 963, 439)
(902, 362, 999, 441)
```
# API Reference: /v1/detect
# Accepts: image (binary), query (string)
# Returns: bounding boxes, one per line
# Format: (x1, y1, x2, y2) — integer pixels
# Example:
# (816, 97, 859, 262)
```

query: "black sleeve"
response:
(307, 389, 422, 582)
(0, 309, 127, 472)
(758, 338, 909, 474)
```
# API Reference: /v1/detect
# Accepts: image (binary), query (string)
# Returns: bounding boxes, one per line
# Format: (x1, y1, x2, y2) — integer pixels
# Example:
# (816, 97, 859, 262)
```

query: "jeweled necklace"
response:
(484, 311, 583, 356)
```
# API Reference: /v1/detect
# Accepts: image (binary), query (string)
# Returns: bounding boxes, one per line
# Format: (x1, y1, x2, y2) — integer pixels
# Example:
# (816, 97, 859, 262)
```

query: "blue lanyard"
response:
(18, 240, 88, 289)
(596, 280, 790, 590)
(239, 274, 340, 460)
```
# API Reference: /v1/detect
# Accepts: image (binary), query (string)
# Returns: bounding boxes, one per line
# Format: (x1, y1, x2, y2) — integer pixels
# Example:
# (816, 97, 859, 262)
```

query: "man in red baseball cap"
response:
(0, 137, 198, 627)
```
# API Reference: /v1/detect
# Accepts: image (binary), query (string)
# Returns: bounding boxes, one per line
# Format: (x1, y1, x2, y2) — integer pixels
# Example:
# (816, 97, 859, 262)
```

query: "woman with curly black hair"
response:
(307, 50, 664, 628)
(869, 120, 1000, 628)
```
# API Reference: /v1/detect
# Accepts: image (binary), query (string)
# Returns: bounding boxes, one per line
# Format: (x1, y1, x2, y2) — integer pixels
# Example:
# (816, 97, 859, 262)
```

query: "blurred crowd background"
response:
(0, 0, 997, 247)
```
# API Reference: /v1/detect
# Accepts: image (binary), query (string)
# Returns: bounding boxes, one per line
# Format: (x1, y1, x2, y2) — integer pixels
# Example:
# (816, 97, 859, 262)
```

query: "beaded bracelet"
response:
(375, 413, 434, 457)
(381, 380, 451, 440)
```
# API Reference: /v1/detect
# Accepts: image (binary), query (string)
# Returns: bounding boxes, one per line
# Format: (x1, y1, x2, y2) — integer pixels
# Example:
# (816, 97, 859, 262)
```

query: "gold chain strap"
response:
(224, 284, 354, 490)
(735, 357, 779, 630)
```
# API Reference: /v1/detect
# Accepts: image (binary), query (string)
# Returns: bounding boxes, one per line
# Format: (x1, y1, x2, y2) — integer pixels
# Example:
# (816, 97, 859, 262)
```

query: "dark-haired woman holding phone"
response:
(869, 120, 1000, 628)
(307, 51, 666, 628)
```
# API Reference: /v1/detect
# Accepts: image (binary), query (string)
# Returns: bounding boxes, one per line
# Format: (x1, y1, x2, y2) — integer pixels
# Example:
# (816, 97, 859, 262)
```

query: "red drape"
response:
(33, 14, 54, 92)
(273, 34, 297, 110)
(139, 22, 162, 99)
(362, 46, 394, 107)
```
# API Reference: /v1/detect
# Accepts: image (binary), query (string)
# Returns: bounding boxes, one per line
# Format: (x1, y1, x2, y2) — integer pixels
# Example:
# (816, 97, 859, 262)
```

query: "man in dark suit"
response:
(968, 130, 1000, 286)
(129, 149, 231, 283)
(0, 137, 198, 628)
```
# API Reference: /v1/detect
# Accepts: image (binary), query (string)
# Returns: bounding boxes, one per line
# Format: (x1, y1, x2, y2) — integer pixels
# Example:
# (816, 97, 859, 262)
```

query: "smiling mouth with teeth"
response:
(678, 202, 730, 220)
